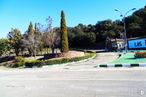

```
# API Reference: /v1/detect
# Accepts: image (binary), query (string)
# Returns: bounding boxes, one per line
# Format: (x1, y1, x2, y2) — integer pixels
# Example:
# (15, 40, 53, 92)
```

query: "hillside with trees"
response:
(0, 6, 146, 62)
(68, 5, 146, 48)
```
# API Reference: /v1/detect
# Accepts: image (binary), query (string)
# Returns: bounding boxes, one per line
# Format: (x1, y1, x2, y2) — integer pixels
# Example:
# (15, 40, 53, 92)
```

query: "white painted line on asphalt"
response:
(140, 90, 145, 95)
(0, 78, 146, 81)
(1, 66, 146, 73)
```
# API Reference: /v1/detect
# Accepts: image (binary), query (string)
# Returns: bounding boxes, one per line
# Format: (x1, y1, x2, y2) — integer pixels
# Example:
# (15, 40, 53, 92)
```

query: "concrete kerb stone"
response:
(107, 64, 115, 68)
(98, 63, 146, 68)
(122, 64, 131, 67)
(139, 63, 146, 67)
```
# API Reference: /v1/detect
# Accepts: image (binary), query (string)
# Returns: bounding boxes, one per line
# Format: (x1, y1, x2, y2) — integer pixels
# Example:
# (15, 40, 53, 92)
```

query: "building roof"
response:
(128, 36, 146, 40)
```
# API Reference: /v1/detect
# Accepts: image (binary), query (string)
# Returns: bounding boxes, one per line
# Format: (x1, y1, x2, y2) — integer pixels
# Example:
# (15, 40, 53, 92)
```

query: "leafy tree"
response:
(125, 6, 146, 37)
(25, 22, 34, 56)
(85, 32, 96, 45)
(0, 39, 10, 57)
(8, 28, 23, 56)
(34, 23, 43, 56)
(24, 22, 43, 57)
(73, 32, 85, 47)
(72, 32, 96, 47)
(60, 10, 69, 52)
(95, 20, 114, 42)
(43, 17, 60, 54)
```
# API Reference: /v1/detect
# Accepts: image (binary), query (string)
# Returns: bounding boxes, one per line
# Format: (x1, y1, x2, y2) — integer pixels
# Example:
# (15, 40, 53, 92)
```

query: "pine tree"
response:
(60, 10, 69, 52)
(8, 28, 23, 56)
(28, 22, 34, 35)
(27, 22, 35, 56)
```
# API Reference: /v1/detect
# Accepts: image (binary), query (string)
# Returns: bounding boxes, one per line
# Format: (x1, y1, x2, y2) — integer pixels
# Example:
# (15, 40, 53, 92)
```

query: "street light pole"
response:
(115, 8, 136, 53)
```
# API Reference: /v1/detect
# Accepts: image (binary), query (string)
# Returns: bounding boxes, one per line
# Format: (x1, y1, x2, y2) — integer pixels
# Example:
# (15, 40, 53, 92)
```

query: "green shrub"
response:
(24, 52, 96, 68)
(13, 56, 25, 68)
(25, 61, 34, 68)
(134, 52, 146, 58)
(25, 60, 44, 68)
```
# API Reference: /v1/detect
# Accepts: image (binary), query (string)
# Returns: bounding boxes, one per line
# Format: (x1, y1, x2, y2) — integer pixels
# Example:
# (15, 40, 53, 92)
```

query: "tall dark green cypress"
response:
(27, 22, 34, 56)
(28, 22, 34, 35)
(60, 10, 69, 52)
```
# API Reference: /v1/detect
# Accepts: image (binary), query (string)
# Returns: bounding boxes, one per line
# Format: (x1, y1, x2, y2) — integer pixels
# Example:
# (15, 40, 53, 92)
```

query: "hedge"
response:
(12, 56, 25, 68)
(134, 52, 146, 58)
(25, 52, 96, 68)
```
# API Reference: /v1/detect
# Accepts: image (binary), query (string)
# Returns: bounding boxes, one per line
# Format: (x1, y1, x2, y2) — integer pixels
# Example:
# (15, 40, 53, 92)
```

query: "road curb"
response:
(98, 63, 146, 68)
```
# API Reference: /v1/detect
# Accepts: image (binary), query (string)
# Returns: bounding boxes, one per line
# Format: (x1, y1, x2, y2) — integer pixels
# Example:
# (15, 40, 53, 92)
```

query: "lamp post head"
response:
(132, 8, 136, 11)
(115, 9, 123, 17)
(115, 9, 118, 11)
(120, 15, 123, 17)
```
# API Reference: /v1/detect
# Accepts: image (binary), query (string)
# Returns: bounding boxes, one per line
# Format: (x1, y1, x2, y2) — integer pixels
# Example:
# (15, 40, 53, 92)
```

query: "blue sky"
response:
(0, 0, 146, 38)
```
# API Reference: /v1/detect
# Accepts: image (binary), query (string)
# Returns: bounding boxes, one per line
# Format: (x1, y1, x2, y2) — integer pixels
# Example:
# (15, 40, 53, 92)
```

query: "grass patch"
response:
(111, 53, 146, 64)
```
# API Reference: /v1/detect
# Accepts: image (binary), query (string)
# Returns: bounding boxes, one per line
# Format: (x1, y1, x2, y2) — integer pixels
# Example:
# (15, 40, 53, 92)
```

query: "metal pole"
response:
(123, 17, 128, 53)
(115, 8, 136, 53)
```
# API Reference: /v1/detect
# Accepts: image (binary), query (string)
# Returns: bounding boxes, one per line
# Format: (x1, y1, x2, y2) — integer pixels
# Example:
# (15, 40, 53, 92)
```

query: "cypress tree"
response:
(28, 22, 34, 35)
(60, 10, 69, 52)
(27, 22, 34, 56)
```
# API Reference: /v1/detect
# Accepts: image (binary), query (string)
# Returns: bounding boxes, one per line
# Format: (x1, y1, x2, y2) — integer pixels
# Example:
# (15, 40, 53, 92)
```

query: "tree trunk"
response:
(15, 49, 19, 56)
(21, 48, 24, 56)
(33, 47, 36, 57)
(52, 47, 55, 54)
(47, 48, 48, 54)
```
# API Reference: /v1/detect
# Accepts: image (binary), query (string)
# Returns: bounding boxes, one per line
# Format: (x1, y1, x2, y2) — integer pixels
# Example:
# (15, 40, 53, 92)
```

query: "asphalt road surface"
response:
(0, 68, 146, 97)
